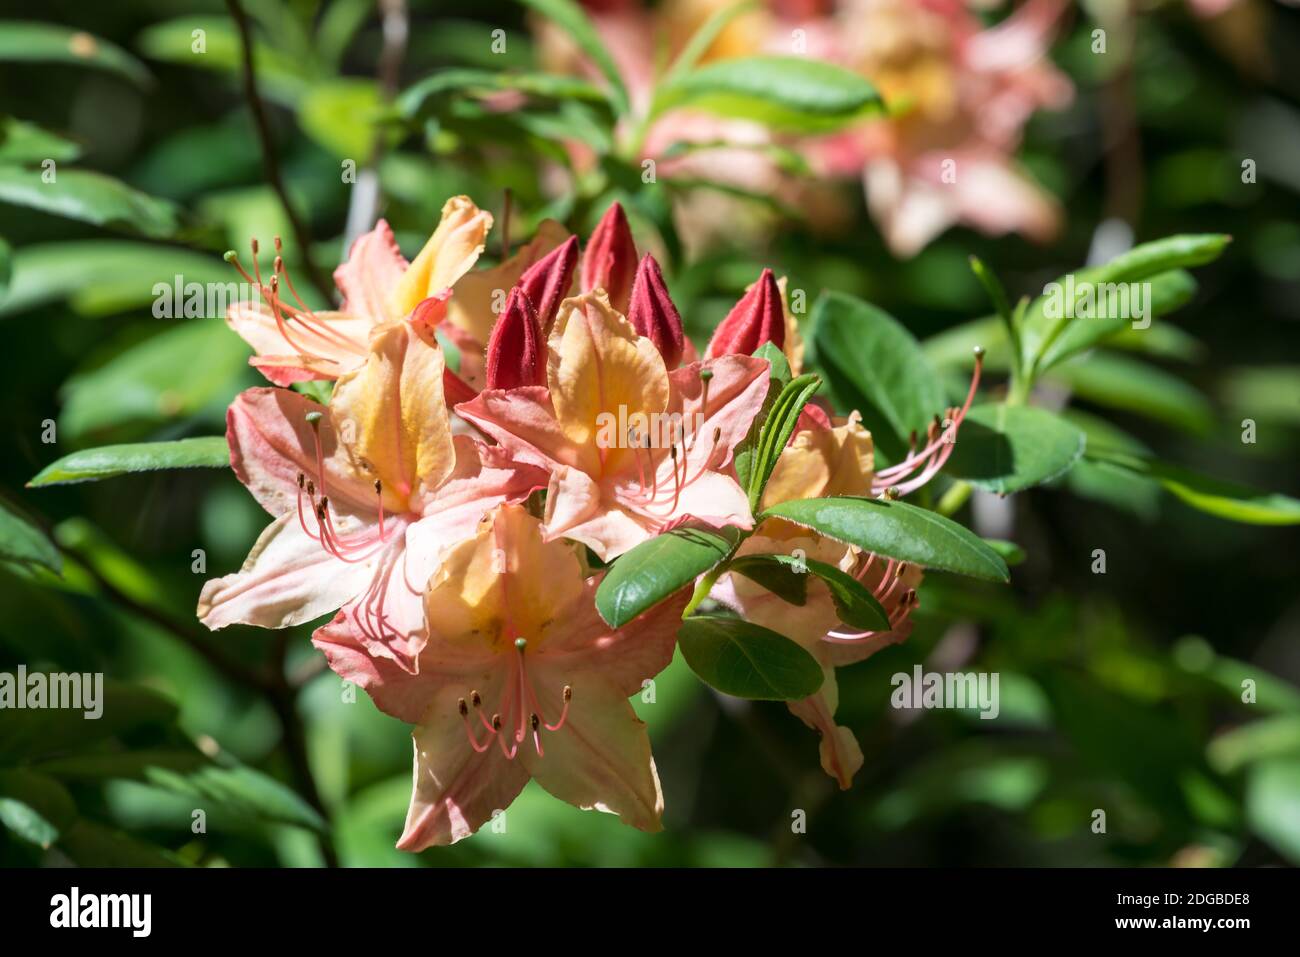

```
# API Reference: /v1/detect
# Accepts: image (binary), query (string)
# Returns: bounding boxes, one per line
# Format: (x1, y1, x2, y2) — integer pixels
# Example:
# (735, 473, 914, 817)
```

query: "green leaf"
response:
(808, 291, 947, 457)
(595, 526, 739, 627)
(0, 167, 179, 239)
(749, 372, 820, 510)
(0, 769, 77, 849)
(1085, 449, 1300, 525)
(41, 752, 326, 834)
(1047, 352, 1214, 436)
(59, 321, 252, 441)
(0, 498, 61, 573)
(298, 78, 383, 159)
(656, 56, 883, 131)
(733, 345, 789, 493)
(0, 21, 151, 87)
(0, 241, 232, 318)
(1021, 234, 1230, 367)
(398, 68, 608, 119)
(137, 17, 308, 107)
(0, 117, 82, 165)
(1246, 758, 1300, 865)
(677, 616, 823, 700)
(946, 404, 1086, 494)
(762, 497, 1010, 582)
(28, 437, 229, 487)
(1036, 269, 1198, 372)
(518, 0, 630, 115)
(730, 553, 890, 630)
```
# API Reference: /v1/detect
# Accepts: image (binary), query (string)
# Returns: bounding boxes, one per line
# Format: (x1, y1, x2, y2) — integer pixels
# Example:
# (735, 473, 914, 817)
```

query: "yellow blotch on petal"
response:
(390, 196, 493, 317)
(424, 504, 585, 653)
(762, 414, 874, 509)
(330, 321, 454, 507)
(547, 292, 669, 473)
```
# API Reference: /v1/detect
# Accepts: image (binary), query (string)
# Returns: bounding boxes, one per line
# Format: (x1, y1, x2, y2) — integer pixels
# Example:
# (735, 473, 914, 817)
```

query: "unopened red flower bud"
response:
(706, 268, 785, 359)
(485, 287, 544, 390)
(627, 254, 686, 369)
(580, 201, 637, 314)
(518, 235, 578, 337)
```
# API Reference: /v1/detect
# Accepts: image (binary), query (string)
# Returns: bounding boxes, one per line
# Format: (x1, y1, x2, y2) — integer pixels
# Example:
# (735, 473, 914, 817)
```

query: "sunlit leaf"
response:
(28, 437, 230, 487)
(677, 616, 823, 700)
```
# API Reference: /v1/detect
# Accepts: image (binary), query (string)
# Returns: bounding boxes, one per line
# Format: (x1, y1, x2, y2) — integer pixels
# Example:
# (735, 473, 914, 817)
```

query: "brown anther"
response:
(530, 713, 540, 732)
(562, 685, 573, 702)
(274, 236, 283, 253)
(670, 445, 678, 460)
(297, 472, 305, 489)
(319, 496, 329, 512)
(471, 690, 482, 708)
(306, 480, 315, 496)
(458, 698, 468, 716)
(373, 479, 382, 495)
(251, 238, 259, 255)
(491, 713, 502, 730)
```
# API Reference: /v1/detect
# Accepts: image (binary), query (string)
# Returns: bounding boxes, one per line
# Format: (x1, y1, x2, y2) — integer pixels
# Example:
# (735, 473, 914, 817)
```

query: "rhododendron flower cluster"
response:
(200, 196, 984, 849)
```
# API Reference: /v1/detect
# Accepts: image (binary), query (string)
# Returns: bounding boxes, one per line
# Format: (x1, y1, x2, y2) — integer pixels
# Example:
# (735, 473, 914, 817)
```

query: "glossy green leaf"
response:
(0, 167, 179, 239)
(677, 616, 823, 700)
(946, 404, 1086, 494)
(1086, 449, 1300, 525)
(0, 117, 82, 165)
(1036, 269, 1199, 371)
(0, 21, 151, 87)
(595, 526, 739, 627)
(808, 291, 947, 457)
(0, 769, 77, 849)
(28, 437, 229, 488)
(730, 553, 890, 630)
(0, 499, 61, 573)
(1021, 234, 1230, 366)
(749, 373, 820, 510)
(733, 344, 790, 493)
(762, 496, 1010, 582)
(656, 56, 882, 131)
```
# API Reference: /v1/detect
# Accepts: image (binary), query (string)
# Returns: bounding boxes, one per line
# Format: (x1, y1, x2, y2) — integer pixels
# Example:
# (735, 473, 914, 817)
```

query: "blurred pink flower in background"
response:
(537, 0, 1073, 256)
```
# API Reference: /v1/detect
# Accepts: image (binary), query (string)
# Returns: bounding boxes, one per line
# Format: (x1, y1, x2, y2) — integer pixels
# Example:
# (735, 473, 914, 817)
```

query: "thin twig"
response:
(225, 0, 335, 303)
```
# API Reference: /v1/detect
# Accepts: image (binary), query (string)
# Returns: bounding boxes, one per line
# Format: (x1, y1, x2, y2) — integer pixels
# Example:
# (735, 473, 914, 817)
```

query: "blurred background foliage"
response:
(0, 0, 1298, 867)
